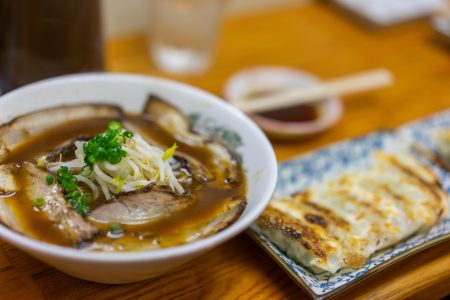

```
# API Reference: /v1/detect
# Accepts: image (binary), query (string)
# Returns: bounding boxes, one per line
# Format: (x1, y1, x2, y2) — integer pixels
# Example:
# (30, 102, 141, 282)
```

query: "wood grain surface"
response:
(1, 2, 449, 299)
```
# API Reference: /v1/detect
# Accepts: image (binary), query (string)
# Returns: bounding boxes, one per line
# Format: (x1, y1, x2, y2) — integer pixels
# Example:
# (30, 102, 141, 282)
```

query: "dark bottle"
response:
(0, 0, 103, 94)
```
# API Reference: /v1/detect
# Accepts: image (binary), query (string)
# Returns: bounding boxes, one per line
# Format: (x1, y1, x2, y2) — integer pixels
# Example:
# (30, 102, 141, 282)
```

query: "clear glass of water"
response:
(150, 0, 225, 75)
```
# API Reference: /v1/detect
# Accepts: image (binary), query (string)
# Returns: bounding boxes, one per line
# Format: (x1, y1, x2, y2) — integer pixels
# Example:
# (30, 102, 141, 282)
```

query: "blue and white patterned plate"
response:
(248, 112, 450, 299)
(397, 108, 450, 156)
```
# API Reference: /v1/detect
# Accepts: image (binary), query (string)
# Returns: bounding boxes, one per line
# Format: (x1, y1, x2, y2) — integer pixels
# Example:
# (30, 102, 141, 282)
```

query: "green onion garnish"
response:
(55, 166, 92, 216)
(45, 175, 54, 185)
(82, 121, 131, 168)
(34, 197, 46, 208)
(108, 120, 122, 131)
(110, 223, 123, 234)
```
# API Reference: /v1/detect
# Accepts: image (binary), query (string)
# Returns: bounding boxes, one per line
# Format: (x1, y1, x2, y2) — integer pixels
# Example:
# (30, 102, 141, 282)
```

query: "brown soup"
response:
(3, 113, 246, 251)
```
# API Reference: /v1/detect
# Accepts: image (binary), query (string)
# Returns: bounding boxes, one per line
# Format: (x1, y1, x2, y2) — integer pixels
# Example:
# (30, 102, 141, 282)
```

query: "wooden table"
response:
(1, 2, 449, 299)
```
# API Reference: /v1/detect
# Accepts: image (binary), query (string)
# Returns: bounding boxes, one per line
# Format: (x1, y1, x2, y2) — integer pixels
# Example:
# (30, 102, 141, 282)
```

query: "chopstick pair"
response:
(234, 68, 394, 114)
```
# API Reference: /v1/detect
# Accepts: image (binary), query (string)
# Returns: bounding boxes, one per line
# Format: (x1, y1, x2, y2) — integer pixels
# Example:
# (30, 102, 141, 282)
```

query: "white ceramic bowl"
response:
(0, 73, 277, 284)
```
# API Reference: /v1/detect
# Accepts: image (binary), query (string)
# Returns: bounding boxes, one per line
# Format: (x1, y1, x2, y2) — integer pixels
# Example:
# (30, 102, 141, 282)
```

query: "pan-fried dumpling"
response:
(255, 151, 448, 273)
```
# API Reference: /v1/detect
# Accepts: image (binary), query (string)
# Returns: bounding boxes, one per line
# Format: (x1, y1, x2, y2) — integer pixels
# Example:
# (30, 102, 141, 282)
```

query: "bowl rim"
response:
(0, 72, 278, 262)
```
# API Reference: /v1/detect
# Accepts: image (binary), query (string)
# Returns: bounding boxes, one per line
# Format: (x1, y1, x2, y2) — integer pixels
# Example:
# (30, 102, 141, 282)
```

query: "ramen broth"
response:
(3, 114, 246, 250)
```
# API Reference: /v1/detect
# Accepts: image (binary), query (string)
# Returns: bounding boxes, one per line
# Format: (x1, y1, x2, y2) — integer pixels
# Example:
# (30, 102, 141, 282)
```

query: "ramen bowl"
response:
(0, 73, 277, 283)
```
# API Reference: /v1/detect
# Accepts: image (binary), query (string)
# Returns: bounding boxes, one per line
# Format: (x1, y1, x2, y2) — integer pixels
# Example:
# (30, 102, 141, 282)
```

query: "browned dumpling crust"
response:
(255, 151, 449, 273)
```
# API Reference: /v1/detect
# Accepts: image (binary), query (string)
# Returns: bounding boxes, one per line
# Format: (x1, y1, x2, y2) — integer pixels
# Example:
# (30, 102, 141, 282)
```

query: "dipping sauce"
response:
(244, 89, 319, 122)
(257, 105, 319, 122)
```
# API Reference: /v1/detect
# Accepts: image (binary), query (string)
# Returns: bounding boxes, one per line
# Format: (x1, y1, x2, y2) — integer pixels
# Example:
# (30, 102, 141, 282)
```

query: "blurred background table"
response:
(1, 2, 449, 299)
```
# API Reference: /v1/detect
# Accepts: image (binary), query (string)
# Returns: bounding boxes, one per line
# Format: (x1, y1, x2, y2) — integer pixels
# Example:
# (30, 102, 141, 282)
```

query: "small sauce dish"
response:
(224, 66, 343, 141)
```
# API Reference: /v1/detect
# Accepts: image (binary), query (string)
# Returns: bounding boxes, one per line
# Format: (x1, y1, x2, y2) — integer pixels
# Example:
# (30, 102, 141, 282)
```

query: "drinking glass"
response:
(149, 0, 225, 75)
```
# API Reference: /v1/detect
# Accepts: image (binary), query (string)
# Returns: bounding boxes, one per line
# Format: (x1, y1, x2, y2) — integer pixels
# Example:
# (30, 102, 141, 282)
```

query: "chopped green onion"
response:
(110, 223, 123, 234)
(55, 166, 92, 216)
(162, 143, 178, 160)
(108, 120, 122, 131)
(56, 166, 78, 191)
(45, 175, 54, 185)
(82, 121, 129, 168)
(123, 130, 134, 138)
(34, 197, 46, 208)
(65, 189, 92, 216)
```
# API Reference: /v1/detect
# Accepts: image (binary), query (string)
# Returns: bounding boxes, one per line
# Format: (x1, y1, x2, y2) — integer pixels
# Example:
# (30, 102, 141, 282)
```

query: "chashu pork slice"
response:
(255, 151, 449, 273)
(0, 163, 98, 244)
(0, 104, 123, 163)
(88, 187, 195, 225)
(143, 95, 242, 186)
(186, 196, 247, 242)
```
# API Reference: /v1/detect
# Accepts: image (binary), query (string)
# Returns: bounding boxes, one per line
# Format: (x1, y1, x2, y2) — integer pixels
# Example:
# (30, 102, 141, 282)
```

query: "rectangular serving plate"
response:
(249, 116, 450, 299)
